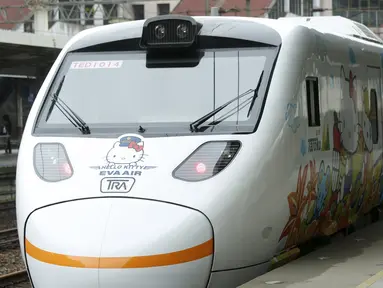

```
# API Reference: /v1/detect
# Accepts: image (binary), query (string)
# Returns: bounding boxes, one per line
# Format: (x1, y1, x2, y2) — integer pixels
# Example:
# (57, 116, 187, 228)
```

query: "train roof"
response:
(63, 15, 383, 53)
(276, 16, 383, 45)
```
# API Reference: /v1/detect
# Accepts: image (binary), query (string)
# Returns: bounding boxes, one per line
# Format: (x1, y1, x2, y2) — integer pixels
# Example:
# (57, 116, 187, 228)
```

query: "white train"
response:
(16, 14, 383, 288)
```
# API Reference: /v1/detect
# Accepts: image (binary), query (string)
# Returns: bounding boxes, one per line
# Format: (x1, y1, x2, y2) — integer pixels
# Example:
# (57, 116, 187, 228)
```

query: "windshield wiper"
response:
(45, 76, 91, 135)
(190, 70, 264, 132)
(247, 70, 264, 117)
(189, 89, 254, 132)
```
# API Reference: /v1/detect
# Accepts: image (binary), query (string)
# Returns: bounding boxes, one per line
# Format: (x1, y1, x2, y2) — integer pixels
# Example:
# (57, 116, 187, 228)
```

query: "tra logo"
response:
(100, 177, 135, 193)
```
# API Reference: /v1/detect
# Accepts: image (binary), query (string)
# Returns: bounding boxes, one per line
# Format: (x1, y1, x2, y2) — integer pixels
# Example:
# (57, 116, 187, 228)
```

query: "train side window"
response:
(370, 89, 378, 144)
(306, 77, 320, 127)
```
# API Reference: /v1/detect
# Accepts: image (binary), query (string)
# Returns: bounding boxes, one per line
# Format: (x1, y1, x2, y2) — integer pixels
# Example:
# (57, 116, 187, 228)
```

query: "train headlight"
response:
(154, 24, 166, 39)
(176, 24, 189, 39)
(172, 141, 241, 182)
(33, 143, 73, 182)
(140, 15, 200, 48)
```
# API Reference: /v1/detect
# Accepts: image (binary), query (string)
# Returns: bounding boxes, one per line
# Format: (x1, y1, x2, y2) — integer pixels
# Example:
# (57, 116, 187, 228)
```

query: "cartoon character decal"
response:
(278, 53, 383, 252)
(361, 87, 373, 152)
(107, 135, 145, 165)
(285, 102, 300, 133)
(90, 134, 156, 177)
(314, 162, 330, 219)
(339, 66, 358, 153)
(332, 112, 342, 192)
(300, 139, 307, 156)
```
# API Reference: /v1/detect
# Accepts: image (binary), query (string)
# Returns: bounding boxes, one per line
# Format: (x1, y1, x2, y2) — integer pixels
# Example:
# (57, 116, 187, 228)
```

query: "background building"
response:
(173, 0, 383, 38)
(0, 0, 182, 37)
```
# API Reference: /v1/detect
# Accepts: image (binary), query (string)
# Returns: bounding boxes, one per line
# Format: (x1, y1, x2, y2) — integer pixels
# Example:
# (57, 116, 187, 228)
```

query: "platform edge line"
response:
(356, 270, 383, 288)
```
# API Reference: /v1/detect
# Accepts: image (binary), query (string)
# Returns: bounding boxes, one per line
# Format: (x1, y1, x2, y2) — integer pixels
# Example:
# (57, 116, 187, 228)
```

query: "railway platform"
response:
(238, 220, 383, 288)
(0, 150, 18, 171)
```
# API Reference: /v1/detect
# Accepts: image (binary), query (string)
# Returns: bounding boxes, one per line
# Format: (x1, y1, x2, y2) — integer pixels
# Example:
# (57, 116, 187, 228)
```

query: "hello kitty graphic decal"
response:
(90, 134, 157, 177)
(107, 136, 145, 165)
(285, 102, 300, 133)
(278, 48, 383, 251)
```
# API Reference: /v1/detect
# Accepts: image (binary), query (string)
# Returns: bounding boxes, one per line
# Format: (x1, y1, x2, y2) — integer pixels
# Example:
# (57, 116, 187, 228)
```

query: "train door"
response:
(365, 65, 382, 210)
(366, 66, 381, 152)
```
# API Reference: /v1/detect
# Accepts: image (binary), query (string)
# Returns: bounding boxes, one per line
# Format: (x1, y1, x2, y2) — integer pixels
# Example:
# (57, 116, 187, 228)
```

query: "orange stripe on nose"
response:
(25, 238, 213, 269)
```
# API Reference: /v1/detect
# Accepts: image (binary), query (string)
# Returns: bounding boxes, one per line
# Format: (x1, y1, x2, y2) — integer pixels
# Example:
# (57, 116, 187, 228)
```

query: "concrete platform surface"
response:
(371, 278, 383, 288)
(238, 220, 383, 288)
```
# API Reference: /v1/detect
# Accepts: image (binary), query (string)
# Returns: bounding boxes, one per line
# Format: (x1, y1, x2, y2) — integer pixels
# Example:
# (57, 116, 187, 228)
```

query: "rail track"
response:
(0, 201, 15, 212)
(0, 270, 29, 287)
(0, 172, 16, 213)
(0, 172, 25, 287)
(0, 228, 19, 251)
(0, 172, 16, 211)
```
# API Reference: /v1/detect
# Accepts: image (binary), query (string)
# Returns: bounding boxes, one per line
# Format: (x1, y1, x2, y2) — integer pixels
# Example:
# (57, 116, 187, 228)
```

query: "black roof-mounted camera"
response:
(140, 15, 202, 49)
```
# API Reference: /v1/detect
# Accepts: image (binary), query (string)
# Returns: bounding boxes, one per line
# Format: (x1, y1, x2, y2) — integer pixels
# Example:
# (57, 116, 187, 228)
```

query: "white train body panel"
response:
(16, 15, 383, 288)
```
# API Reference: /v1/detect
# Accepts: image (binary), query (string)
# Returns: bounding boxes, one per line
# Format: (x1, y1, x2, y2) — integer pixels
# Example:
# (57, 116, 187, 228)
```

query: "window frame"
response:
(132, 4, 145, 20)
(370, 88, 379, 144)
(305, 76, 321, 127)
(157, 3, 170, 15)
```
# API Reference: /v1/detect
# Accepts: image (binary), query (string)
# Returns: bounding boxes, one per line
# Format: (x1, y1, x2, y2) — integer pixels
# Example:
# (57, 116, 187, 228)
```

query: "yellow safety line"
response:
(356, 270, 383, 288)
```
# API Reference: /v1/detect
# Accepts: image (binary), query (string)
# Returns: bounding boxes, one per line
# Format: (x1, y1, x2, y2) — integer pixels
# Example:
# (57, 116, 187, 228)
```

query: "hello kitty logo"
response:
(106, 135, 145, 165)
(338, 66, 359, 153)
(347, 70, 357, 112)
(332, 66, 359, 191)
(89, 134, 156, 176)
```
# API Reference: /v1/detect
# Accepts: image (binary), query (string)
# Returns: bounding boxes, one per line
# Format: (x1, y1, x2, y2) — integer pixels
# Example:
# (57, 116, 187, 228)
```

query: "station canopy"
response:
(0, 29, 70, 78)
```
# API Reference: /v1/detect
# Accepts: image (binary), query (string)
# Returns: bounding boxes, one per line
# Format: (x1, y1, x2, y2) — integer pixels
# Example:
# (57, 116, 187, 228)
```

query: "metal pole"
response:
(206, 0, 209, 15)
(246, 0, 250, 16)
(313, 0, 320, 16)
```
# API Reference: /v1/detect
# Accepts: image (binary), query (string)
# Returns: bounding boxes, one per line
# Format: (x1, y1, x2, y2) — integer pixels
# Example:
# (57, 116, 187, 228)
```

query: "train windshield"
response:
(34, 43, 278, 137)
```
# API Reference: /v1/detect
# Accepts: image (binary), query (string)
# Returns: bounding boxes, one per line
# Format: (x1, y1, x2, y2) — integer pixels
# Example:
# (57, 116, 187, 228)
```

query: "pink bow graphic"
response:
(128, 141, 143, 152)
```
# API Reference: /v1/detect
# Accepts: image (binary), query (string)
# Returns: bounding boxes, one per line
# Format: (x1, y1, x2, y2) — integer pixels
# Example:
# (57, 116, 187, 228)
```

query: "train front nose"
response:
(24, 198, 214, 288)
